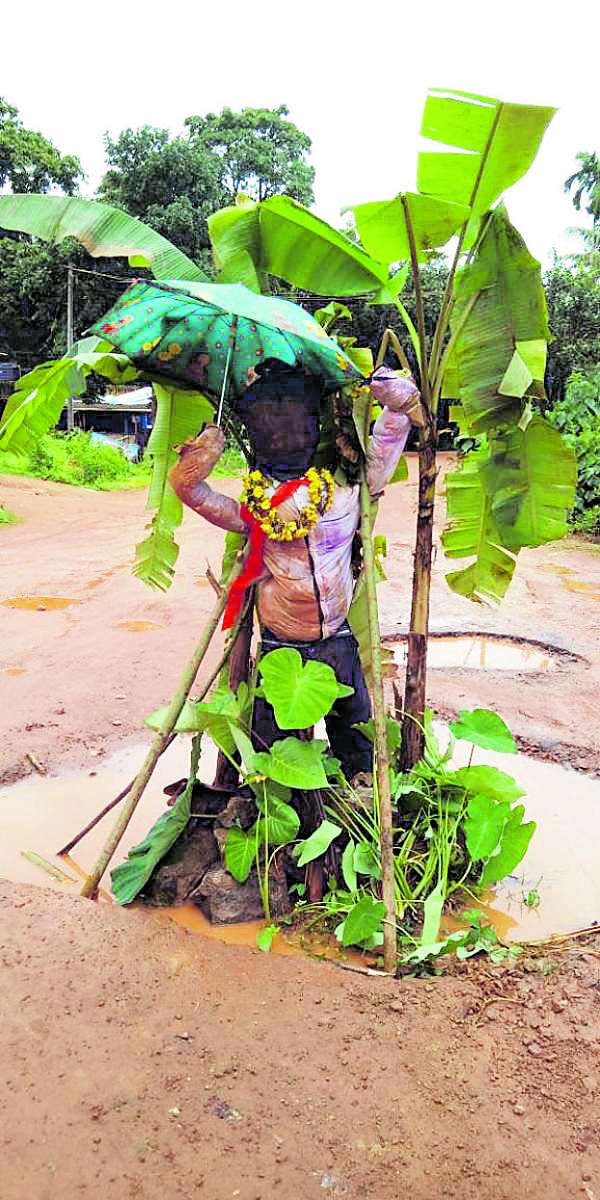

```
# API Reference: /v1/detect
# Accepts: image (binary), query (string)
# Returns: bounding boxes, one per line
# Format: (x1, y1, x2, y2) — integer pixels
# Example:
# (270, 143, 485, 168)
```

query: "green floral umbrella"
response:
(89, 279, 362, 418)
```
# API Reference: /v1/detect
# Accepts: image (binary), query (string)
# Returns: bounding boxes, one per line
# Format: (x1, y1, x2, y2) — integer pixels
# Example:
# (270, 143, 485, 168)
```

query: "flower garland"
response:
(240, 467, 335, 541)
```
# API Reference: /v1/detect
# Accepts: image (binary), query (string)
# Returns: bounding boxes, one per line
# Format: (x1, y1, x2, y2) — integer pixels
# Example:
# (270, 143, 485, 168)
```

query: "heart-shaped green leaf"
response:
(258, 648, 353, 730)
(449, 708, 516, 753)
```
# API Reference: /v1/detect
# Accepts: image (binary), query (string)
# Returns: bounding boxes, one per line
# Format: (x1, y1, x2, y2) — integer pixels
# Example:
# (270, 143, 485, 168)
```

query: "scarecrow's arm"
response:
(366, 369, 424, 497)
(169, 426, 248, 534)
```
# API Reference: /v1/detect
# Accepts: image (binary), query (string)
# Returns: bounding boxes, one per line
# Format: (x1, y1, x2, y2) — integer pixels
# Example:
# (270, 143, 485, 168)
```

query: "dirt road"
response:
(1, 463, 599, 1199)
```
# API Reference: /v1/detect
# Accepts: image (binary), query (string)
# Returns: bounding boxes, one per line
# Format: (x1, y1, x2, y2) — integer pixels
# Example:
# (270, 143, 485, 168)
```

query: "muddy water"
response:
(444, 738, 600, 942)
(0, 739, 210, 893)
(2, 596, 80, 610)
(115, 620, 166, 633)
(0, 737, 598, 947)
(386, 634, 556, 673)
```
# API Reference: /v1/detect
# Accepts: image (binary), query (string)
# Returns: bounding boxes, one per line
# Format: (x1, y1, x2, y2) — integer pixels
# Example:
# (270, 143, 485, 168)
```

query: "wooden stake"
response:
(80, 553, 245, 899)
(359, 477, 396, 974)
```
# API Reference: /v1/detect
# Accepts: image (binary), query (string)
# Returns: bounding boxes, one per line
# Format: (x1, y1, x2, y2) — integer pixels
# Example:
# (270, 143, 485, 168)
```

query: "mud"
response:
(1, 462, 600, 1198)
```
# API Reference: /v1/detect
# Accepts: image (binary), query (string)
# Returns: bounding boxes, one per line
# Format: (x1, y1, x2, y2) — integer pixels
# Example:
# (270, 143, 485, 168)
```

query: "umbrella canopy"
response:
(88, 279, 362, 405)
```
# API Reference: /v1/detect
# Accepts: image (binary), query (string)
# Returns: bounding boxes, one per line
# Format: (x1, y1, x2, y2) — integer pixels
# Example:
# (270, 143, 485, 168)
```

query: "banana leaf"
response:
(209, 195, 401, 301)
(0, 194, 207, 282)
(481, 417, 577, 550)
(444, 205, 550, 434)
(0, 343, 139, 455)
(442, 447, 519, 604)
(417, 88, 555, 217)
(135, 381, 214, 590)
(350, 192, 470, 264)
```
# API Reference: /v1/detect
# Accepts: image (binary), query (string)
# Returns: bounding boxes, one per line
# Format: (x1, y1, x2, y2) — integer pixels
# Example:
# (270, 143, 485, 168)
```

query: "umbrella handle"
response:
(216, 316, 238, 426)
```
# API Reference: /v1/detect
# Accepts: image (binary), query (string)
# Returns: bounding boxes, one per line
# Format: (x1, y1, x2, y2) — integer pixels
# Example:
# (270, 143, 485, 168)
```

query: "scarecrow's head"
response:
(234, 360, 323, 481)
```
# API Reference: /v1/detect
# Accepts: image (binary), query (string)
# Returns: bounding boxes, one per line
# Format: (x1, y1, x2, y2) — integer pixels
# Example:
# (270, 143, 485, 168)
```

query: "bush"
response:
(5, 431, 151, 490)
(0, 503, 18, 525)
(546, 366, 600, 531)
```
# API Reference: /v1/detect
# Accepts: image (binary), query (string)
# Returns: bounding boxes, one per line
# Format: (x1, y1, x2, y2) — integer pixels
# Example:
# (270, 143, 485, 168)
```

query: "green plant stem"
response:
(80, 552, 246, 899)
(359, 476, 396, 973)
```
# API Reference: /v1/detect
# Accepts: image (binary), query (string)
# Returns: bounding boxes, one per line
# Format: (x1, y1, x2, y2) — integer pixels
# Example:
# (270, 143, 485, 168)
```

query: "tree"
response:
(0, 98, 81, 195)
(544, 252, 600, 405)
(185, 105, 315, 206)
(564, 151, 600, 249)
(97, 106, 315, 271)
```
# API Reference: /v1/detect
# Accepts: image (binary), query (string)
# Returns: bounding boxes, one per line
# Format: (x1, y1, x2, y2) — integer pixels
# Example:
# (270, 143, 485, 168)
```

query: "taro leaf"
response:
(420, 880, 446, 946)
(230, 725, 258, 773)
(145, 685, 248, 755)
(256, 924, 279, 953)
(341, 895, 386, 947)
(464, 794, 510, 861)
(258, 648, 353, 730)
(296, 819, 342, 867)
(252, 737, 329, 790)
(263, 793, 300, 845)
(401, 931, 469, 964)
(479, 805, 536, 887)
(446, 765, 525, 804)
(354, 716, 402, 757)
(353, 841, 381, 880)
(225, 826, 257, 883)
(341, 840, 357, 892)
(450, 708, 516, 753)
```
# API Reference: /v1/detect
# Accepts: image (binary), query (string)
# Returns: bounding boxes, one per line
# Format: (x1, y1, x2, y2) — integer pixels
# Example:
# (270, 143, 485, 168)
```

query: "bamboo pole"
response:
(359, 477, 396, 974)
(80, 554, 245, 899)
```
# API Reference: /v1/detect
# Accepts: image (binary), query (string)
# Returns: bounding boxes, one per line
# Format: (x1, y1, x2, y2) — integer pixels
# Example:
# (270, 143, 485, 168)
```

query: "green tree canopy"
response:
(544, 251, 600, 405)
(184, 104, 315, 206)
(97, 105, 315, 272)
(0, 98, 81, 195)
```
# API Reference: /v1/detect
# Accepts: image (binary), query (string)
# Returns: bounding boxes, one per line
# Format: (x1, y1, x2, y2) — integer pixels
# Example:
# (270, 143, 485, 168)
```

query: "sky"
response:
(2, 0, 598, 265)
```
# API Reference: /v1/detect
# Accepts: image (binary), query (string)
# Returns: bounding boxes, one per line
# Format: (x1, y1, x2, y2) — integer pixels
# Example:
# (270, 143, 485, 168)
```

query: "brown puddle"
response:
(0, 738, 598, 949)
(115, 620, 166, 633)
(561, 579, 600, 600)
(0, 666, 26, 677)
(2, 596, 80, 610)
(540, 563, 576, 576)
(386, 634, 556, 673)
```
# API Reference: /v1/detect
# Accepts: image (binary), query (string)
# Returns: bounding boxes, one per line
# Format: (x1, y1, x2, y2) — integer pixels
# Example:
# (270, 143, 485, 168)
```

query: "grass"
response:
(0, 431, 247, 492)
(0, 503, 18, 525)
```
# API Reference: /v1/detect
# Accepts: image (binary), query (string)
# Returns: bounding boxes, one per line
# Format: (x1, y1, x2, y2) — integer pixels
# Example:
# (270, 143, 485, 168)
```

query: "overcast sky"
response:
(2, 0, 598, 265)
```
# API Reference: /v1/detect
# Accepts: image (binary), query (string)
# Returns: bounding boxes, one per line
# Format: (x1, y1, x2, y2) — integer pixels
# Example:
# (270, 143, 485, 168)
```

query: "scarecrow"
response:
(170, 359, 424, 787)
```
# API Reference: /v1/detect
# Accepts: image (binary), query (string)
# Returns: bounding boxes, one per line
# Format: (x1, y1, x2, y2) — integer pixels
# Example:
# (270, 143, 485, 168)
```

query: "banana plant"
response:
(207, 87, 576, 772)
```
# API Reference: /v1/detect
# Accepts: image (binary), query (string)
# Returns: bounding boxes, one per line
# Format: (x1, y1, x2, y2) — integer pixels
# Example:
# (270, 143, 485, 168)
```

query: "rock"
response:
(193, 865, 291, 925)
(143, 824, 219, 906)
(527, 1041, 543, 1057)
(513, 1103, 526, 1115)
(216, 795, 257, 829)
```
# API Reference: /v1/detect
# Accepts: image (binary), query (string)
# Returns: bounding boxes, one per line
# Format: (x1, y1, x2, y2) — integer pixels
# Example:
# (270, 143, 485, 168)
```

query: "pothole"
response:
(2, 596, 80, 610)
(383, 632, 574, 673)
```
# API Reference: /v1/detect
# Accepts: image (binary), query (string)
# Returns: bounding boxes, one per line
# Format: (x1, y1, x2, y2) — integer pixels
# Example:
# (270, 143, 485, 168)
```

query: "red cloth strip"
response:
(222, 476, 309, 631)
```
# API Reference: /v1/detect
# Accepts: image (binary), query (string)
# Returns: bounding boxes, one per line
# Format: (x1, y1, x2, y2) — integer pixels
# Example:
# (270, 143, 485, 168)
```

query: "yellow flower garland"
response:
(240, 467, 335, 542)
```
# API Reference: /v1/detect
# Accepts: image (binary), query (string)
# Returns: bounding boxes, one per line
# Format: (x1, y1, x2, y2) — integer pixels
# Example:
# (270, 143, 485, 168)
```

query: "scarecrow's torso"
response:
(258, 482, 360, 640)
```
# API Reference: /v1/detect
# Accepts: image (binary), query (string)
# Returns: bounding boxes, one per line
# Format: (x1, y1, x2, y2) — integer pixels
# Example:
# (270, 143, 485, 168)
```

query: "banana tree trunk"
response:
(398, 438, 437, 770)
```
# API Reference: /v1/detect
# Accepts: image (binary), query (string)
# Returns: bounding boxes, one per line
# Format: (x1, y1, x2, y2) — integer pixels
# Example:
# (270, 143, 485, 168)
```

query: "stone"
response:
(215, 795, 257, 829)
(193, 865, 291, 925)
(142, 823, 219, 906)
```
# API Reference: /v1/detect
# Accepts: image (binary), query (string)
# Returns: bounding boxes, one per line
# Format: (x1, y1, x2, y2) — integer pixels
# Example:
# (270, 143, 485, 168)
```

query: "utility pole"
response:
(66, 262, 74, 432)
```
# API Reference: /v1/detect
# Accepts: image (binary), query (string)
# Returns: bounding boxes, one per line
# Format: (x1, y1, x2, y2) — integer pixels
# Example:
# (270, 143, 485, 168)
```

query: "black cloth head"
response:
(234, 361, 324, 481)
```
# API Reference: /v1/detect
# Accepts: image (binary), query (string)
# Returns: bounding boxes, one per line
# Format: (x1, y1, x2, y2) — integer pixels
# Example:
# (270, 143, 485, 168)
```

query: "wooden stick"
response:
(57, 610, 244, 857)
(21, 850, 77, 883)
(80, 553, 245, 899)
(359, 476, 397, 975)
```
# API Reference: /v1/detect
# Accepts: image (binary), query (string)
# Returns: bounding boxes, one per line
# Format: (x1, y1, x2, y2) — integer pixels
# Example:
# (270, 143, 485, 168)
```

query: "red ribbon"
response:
(222, 476, 309, 632)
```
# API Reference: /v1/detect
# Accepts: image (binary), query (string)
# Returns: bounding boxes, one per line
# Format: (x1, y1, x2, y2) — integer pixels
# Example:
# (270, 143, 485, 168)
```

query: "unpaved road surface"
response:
(1, 461, 599, 1199)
